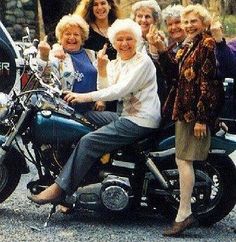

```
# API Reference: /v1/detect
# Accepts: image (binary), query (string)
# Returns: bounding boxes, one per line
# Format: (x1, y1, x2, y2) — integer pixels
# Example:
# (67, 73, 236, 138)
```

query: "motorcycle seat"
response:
(130, 121, 175, 152)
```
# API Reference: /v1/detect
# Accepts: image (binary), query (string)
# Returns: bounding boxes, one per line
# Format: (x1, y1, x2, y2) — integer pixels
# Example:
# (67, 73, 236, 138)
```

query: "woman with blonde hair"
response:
(151, 4, 223, 236)
(37, 14, 105, 114)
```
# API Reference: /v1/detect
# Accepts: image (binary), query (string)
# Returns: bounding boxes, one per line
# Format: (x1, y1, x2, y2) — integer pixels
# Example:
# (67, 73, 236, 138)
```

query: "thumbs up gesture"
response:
(97, 44, 109, 78)
(38, 35, 51, 61)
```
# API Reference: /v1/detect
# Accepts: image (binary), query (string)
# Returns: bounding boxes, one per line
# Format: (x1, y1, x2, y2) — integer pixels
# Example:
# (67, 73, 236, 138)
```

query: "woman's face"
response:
(114, 31, 137, 60)
(60, 25, 82, 52)
(166, 17, 186, 43)
(182, 12, 206, 39)
(134, 7, 155, 38)
(93, 0, 111, 20)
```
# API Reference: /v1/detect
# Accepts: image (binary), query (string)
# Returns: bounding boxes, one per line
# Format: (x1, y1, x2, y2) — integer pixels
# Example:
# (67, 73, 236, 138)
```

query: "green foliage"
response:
(221, 15, 236, 37)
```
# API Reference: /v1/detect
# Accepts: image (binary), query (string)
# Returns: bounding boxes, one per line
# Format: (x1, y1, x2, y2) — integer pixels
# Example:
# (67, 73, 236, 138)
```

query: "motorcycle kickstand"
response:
(43, 204, 57, 228)
(29, 204, 57, 231)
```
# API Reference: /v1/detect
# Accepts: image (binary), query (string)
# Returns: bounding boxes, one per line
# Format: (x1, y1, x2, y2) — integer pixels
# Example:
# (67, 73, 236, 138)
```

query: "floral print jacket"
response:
(159, 32, 224, 129)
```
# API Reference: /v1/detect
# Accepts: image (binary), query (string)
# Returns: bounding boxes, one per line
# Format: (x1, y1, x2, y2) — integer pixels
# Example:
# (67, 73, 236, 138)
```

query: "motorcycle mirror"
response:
(25, 27, 30, 36)
(22, 27, 31, 43)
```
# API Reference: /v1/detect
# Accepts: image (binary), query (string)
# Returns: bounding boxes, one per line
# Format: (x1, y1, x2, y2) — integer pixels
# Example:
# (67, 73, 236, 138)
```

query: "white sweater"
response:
(90, 52, 161, 128)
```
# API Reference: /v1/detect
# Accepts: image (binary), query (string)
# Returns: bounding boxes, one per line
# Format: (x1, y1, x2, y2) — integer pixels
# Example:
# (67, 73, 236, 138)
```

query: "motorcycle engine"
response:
(100, 175, 132, 211)
(75, 175, 132, 212)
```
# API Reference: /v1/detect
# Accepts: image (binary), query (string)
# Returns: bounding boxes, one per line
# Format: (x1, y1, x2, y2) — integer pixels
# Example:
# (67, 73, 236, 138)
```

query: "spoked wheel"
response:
(148, 154, 236, 226)
(0, 158, 21, 203)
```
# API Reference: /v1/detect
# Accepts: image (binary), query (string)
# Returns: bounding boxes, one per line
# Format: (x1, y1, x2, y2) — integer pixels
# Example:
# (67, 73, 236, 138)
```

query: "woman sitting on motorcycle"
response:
(28, 18, 161, 206)
(37, 14, 105, 114)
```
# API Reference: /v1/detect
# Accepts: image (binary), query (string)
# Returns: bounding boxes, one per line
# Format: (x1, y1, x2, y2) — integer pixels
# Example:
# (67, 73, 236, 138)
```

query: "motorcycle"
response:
(0, 37, 235, 229)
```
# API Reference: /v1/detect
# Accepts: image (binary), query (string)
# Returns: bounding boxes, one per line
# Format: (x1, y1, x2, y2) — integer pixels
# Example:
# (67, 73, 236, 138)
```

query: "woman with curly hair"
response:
(150, 4, 223, 236)
(36, 14, 105, 114)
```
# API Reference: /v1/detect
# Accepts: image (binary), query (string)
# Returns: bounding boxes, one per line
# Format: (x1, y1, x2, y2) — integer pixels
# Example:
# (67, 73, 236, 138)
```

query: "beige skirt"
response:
(175, 121, 211, 161)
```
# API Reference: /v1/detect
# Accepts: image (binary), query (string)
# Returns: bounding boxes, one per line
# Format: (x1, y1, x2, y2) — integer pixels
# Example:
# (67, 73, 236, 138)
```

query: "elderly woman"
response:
(130, 0, 162, 54)
(161, 4, 185, 53)
(37, 14, 105, 114)
(130, 0, 168, 106)
(152, 4, 223, 236)
(155, 4, 186, 120)
(28, 19, 161, 206)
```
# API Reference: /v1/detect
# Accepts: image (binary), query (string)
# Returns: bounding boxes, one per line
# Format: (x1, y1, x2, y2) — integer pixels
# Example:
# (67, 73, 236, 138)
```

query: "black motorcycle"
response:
(0, 35, 235, 228)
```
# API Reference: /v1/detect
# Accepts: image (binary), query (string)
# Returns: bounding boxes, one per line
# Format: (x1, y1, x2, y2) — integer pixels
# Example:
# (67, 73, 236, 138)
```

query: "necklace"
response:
(94, 22, 108, 37)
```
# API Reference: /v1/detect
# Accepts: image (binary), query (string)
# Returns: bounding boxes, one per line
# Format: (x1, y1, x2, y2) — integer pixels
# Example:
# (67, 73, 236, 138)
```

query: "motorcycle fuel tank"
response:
(31, 111, 93, 144)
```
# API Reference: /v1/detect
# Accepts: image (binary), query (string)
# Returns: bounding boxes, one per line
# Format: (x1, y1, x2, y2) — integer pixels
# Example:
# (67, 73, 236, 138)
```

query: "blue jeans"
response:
(56, 111, 154, 195)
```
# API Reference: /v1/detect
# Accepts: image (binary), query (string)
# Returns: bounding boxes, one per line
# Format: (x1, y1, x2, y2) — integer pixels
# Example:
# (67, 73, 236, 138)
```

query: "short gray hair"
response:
(162, 4, 184, 24)
(130, 0, 162, 24)
(55, 14, 89, 44)
(107, 19, 142, 46)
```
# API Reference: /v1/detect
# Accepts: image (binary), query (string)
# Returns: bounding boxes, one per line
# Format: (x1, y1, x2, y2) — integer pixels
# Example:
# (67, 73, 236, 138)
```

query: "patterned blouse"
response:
(159, 32, 223, 129)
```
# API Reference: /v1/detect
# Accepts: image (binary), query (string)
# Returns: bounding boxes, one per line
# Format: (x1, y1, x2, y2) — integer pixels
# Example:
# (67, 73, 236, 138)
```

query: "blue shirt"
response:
(69, 48, 97, 113)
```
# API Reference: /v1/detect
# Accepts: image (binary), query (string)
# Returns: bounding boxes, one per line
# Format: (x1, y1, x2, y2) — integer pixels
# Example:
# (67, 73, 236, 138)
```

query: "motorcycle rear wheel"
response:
(149, 154, 236, 226)
(0, 158, 21, 203)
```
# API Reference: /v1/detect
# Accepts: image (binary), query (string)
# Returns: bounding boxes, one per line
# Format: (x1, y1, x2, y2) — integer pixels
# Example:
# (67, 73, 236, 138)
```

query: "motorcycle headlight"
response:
(0, 92, 11, 121)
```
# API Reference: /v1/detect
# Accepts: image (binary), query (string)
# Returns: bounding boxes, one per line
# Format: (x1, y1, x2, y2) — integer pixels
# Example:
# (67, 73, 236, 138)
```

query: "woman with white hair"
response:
(130, 0, 162, 53)
(28, 18, 161, 206)
(37, 14, 105, 113)
(130, 0, 168, 106)
(161, 4, 185, 51)
(150, 4, 186, 120)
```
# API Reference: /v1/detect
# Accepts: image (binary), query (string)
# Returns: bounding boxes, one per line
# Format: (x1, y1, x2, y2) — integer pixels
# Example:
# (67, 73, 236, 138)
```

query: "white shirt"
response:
(90, 52, 161, 128)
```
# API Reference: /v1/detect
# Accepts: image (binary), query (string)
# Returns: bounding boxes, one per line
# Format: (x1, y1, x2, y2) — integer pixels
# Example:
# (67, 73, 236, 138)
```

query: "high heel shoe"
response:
(163, 214, 199, 236)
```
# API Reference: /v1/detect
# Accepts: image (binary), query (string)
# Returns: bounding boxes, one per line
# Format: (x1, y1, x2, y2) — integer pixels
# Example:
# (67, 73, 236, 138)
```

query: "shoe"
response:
(27, 193, 64, 205)
(163, 214, 198, 237)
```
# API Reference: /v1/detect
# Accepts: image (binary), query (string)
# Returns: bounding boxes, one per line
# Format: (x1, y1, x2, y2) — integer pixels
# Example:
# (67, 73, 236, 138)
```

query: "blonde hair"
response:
(108, 19, 142, 46)
(181, 4, 212, 28)
(55, 15, 89, 44)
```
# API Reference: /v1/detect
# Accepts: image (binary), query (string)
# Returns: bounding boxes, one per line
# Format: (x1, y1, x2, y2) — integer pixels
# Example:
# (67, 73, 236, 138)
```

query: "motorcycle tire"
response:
(0, 155, 21, 203)
(148, 154, 236, 226)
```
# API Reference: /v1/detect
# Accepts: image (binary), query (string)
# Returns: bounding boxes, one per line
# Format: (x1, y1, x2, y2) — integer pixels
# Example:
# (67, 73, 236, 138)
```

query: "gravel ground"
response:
(0, 156, 235, 242)
(0, 173, 235, 242)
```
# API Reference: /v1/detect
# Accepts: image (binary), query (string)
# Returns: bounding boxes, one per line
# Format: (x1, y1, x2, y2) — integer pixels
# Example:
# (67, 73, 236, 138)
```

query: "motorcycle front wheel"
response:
(0, 157, 21, 203)
(148, 154, 236, 226)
